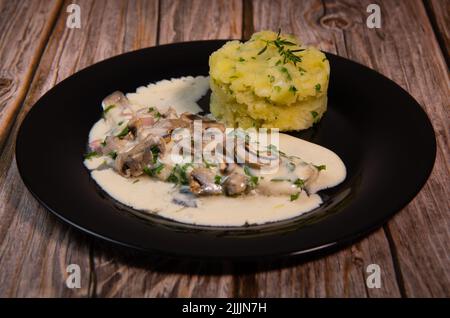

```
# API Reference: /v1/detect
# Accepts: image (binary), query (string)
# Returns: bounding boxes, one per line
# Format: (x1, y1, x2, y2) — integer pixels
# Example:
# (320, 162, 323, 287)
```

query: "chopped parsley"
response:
(150, 145, 160, 164)
(148, 106, 155, 113)
(102, 104, 115, 117)
(116, 126, 130, 139)
(274, 85, 281, 92)
(108, 151, 117, 160)
(280, 66, 292, 80)
(311, 111, 318, 119)
(290, 192, 300, 201)
(238, 57, 246, 62)
(289, 85, 297, 93)
(287, 161, 296, 171)
(268, 75, 275, 83)
(315, 83, 321, 92)
(84, 151, 99, 160)
(270, 178, 291, 182)
(293, 178, 305, 188)
(314, 164, 326, 172)
(214, 175, 222, 185)
(166, 164, 192, 185)
(243, 165, 259, 187)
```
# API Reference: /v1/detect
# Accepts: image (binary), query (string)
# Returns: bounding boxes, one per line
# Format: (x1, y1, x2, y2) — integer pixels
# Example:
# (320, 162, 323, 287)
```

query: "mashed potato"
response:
(209, 30, 330, 130)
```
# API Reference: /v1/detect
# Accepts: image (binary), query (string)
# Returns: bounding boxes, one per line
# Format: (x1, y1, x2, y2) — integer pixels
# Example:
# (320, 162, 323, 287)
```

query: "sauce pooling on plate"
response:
(84, 76, 346, 226)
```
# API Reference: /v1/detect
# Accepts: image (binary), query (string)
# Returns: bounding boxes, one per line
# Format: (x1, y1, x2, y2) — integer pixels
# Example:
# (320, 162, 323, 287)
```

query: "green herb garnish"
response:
(280, 66, 292, 80)
(315, 83, 321, 92)
(274, 85, 281, 92)
(203, 159, 217, 168)
(258, 29, 304, 65)
(271, 178, 291, 182)
(268, 75, 275, 83)
(102, 104, 115, 117)
(314, 164, 326, 171)
(243, 165, 259, 187)
(287, 161, 296, 171)
(108, 151, 117, 160)
(148, 107, 155, 113)
(84, 151, 99, 160)
(116, 126, 130, 139)
(238, 57, 246, 62)
(290, 192, 300, 201)
(214, 175, 222, 185)
(293, 178, 305, 188)
(289, 85, 297, 93)
(144, 163, 165, 177)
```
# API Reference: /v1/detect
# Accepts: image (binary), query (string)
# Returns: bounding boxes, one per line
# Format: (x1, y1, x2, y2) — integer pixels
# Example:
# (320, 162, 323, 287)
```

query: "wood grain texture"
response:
(158, 0, 242, 44)
(425, 0, 450, 65)
(0, 0, 158, 297)
(0, 0, 63, 151)
(251, 0, 449, 297)
(91, 0, 242, 298)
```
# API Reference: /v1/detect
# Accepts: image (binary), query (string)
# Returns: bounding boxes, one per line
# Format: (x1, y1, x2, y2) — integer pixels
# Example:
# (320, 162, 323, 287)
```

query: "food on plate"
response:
(209, 30, 329, 130)
(84, 76, 346, 226)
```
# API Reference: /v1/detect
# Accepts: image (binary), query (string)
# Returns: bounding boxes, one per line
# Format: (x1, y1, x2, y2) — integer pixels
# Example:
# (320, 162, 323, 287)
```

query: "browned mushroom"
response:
(222, 172, 248, 196)
(189, 168, 222, 195)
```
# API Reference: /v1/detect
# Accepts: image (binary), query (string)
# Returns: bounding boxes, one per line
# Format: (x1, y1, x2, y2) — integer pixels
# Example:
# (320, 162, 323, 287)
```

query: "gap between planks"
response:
(0, 0, 64, 153)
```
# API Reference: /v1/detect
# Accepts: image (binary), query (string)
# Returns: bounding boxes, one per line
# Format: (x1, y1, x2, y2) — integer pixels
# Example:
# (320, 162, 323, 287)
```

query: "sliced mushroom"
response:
(114, 136, 164, 177)
(189, 168, 222, 195)
(222, 172, 248, 196)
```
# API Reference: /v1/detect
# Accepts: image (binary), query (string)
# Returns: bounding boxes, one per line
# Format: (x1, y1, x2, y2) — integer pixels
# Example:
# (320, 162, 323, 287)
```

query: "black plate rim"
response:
(15, 40, 437, 259)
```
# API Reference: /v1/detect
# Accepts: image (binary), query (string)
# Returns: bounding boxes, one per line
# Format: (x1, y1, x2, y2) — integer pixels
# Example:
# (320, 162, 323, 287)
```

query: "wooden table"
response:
(0, 0, 448, 297)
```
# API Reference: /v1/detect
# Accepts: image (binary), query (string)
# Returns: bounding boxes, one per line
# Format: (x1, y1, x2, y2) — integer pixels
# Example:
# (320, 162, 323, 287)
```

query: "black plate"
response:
(16, 41, 436, 259)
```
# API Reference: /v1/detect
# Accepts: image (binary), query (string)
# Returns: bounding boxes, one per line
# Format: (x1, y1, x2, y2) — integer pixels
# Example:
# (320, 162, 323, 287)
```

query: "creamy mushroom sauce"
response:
(84, 76, 346, 226)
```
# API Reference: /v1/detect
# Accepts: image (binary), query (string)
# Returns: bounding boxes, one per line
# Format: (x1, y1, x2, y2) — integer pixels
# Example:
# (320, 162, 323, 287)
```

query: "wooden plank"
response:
(0, 0, 63, 151)
(90, 0, 242, 298)
(425, 0, 450, 65)
(0, 0, 158, 297)
(250, 0, 449, 297)
(245, 0, 403, 298)
(158, 0, 242, 44)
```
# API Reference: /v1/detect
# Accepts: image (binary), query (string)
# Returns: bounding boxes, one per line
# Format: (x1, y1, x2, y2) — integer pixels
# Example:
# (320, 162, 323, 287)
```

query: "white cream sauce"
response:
(85, 76, 346, 226)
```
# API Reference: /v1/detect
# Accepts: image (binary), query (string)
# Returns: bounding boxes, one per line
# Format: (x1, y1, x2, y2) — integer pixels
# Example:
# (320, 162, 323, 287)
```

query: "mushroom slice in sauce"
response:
(222, 172, 249, 196)
(189, 168, 222, 195)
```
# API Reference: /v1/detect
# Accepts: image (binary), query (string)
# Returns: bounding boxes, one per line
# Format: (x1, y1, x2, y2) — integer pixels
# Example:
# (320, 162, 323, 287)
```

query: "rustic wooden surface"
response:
(0, 0, 448, 297)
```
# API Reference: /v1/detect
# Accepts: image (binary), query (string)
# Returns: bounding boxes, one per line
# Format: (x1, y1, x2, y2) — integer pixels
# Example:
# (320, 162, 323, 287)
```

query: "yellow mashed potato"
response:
(209, 30, 330, 130)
